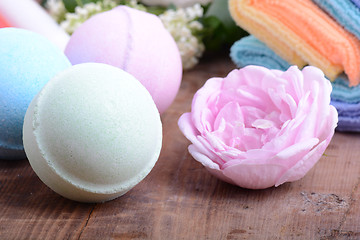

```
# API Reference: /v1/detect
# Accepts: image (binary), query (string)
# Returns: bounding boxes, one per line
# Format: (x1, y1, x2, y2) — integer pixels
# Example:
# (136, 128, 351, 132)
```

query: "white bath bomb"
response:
(23, 63, 162, 203)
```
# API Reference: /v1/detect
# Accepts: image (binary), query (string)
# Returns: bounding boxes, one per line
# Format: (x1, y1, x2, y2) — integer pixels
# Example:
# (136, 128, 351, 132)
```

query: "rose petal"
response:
(189, 145, 237, 185)
(204, 165, 236, 185)
(301, 66, 329, 93)
(223, 138, 318, 169)
(240, 106, 267, 127)
(223, 163, 287, 189)
(281, 66, 305, 103)
(262, 114, 307, 152)
(178, 113, 221, 164)
(294, 83, 320, 142)
(178, 112, 199, 143)
(197, 135, 226, 166)
(188, 144, 220, 170)
(272, 138, 319, 167)
(233, 86, 271, 111)
(191, 77, 222, 133)
(316, 106, 338, 141)
(223, 148, 275, 168)
(275, 139, 329, 186)
(214, 101, 244, 132)
(252, 119, 274, 129)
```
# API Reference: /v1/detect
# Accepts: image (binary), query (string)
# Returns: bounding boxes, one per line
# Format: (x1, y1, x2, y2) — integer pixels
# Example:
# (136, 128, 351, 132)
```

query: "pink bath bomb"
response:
(64, 6, 182, 113)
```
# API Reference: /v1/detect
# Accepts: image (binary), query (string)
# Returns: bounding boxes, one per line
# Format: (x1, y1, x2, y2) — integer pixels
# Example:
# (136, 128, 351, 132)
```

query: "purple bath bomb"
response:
(64, 6, 183, 114)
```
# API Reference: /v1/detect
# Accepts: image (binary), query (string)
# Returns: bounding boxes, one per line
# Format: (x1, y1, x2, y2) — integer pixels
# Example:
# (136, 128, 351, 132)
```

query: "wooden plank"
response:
(1, 56, 360, 239)
(0, 160, 95, 239)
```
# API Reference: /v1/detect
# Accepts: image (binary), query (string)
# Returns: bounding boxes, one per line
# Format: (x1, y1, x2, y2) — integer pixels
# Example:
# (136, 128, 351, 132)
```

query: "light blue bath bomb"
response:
(0, 28, 71, 160)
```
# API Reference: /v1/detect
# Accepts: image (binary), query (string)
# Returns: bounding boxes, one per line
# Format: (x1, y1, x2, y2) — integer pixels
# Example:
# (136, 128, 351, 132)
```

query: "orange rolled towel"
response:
(229, 0, 360, 86)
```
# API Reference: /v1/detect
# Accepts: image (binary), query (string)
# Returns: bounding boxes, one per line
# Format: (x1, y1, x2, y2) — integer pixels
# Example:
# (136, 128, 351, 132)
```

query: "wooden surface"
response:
(1, 56, 360, 240)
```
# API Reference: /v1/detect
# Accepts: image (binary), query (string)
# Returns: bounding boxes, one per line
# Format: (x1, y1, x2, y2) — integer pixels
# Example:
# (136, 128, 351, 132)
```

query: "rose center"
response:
(213, 102, 282, 152)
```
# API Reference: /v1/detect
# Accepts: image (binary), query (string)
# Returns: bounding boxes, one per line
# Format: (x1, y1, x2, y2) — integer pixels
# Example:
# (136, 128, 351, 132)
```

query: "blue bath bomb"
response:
(0, 28, 71, 160)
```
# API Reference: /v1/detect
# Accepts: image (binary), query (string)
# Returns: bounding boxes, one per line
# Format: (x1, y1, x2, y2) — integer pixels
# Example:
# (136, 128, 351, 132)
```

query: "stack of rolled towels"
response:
(229, 0, 360, 131)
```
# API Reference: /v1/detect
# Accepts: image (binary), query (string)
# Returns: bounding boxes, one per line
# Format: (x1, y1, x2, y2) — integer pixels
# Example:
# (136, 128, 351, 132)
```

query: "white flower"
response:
(59, 0, 118, 34)
(58, 0, 147, 34)
(45, 0, 67, 22)
(160, 3, 205, 69)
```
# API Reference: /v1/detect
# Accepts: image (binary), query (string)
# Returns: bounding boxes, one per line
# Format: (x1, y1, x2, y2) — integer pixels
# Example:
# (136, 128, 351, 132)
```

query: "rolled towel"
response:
(312, 0, 360, 39)
(230, 35, 290, 70)
(331, 100, 360, 131)
(331, 76, 360, 103)
(228, 0, 305, 68)
(351, 0, 360, 8)
(229, 0, 360, 86)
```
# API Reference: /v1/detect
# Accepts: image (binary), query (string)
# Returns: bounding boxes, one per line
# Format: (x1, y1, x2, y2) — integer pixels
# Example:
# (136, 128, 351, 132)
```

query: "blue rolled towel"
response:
(331, 76, 360, 103)
(230, 35, 290, 71)
(351, 0, 360, 8)
(312, 0, 360, 39)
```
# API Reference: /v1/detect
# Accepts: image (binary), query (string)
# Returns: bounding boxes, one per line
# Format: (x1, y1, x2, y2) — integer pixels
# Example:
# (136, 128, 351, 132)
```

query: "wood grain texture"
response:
(1, 56, 360, 240)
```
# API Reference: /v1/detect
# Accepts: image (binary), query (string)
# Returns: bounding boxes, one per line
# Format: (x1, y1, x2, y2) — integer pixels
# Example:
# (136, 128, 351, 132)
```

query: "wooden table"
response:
(1, 55, 360, 240)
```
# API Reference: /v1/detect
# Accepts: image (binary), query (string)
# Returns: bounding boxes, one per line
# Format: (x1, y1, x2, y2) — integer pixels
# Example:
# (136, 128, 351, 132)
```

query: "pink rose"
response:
(178, 65, 338, 189)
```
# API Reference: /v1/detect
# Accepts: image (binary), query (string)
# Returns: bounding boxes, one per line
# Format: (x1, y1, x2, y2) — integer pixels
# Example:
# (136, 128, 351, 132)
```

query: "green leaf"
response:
(205, 0, 233, 28)
(63, 0, 97, 12)
(200, 0, 248, 51)
(146, 6, 167, 15)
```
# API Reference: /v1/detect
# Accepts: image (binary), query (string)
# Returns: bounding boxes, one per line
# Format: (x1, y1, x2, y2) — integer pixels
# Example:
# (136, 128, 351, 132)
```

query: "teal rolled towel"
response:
(312, 0, 360, 39)
(331, 76, 360, 103)
(230, 35, 290, 70)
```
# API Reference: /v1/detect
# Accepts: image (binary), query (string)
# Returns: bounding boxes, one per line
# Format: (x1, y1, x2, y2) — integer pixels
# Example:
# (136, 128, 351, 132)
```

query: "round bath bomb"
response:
(64, 6, 182, 114)
(0, 27, 71, 160)
(23, 63, 162, 203)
